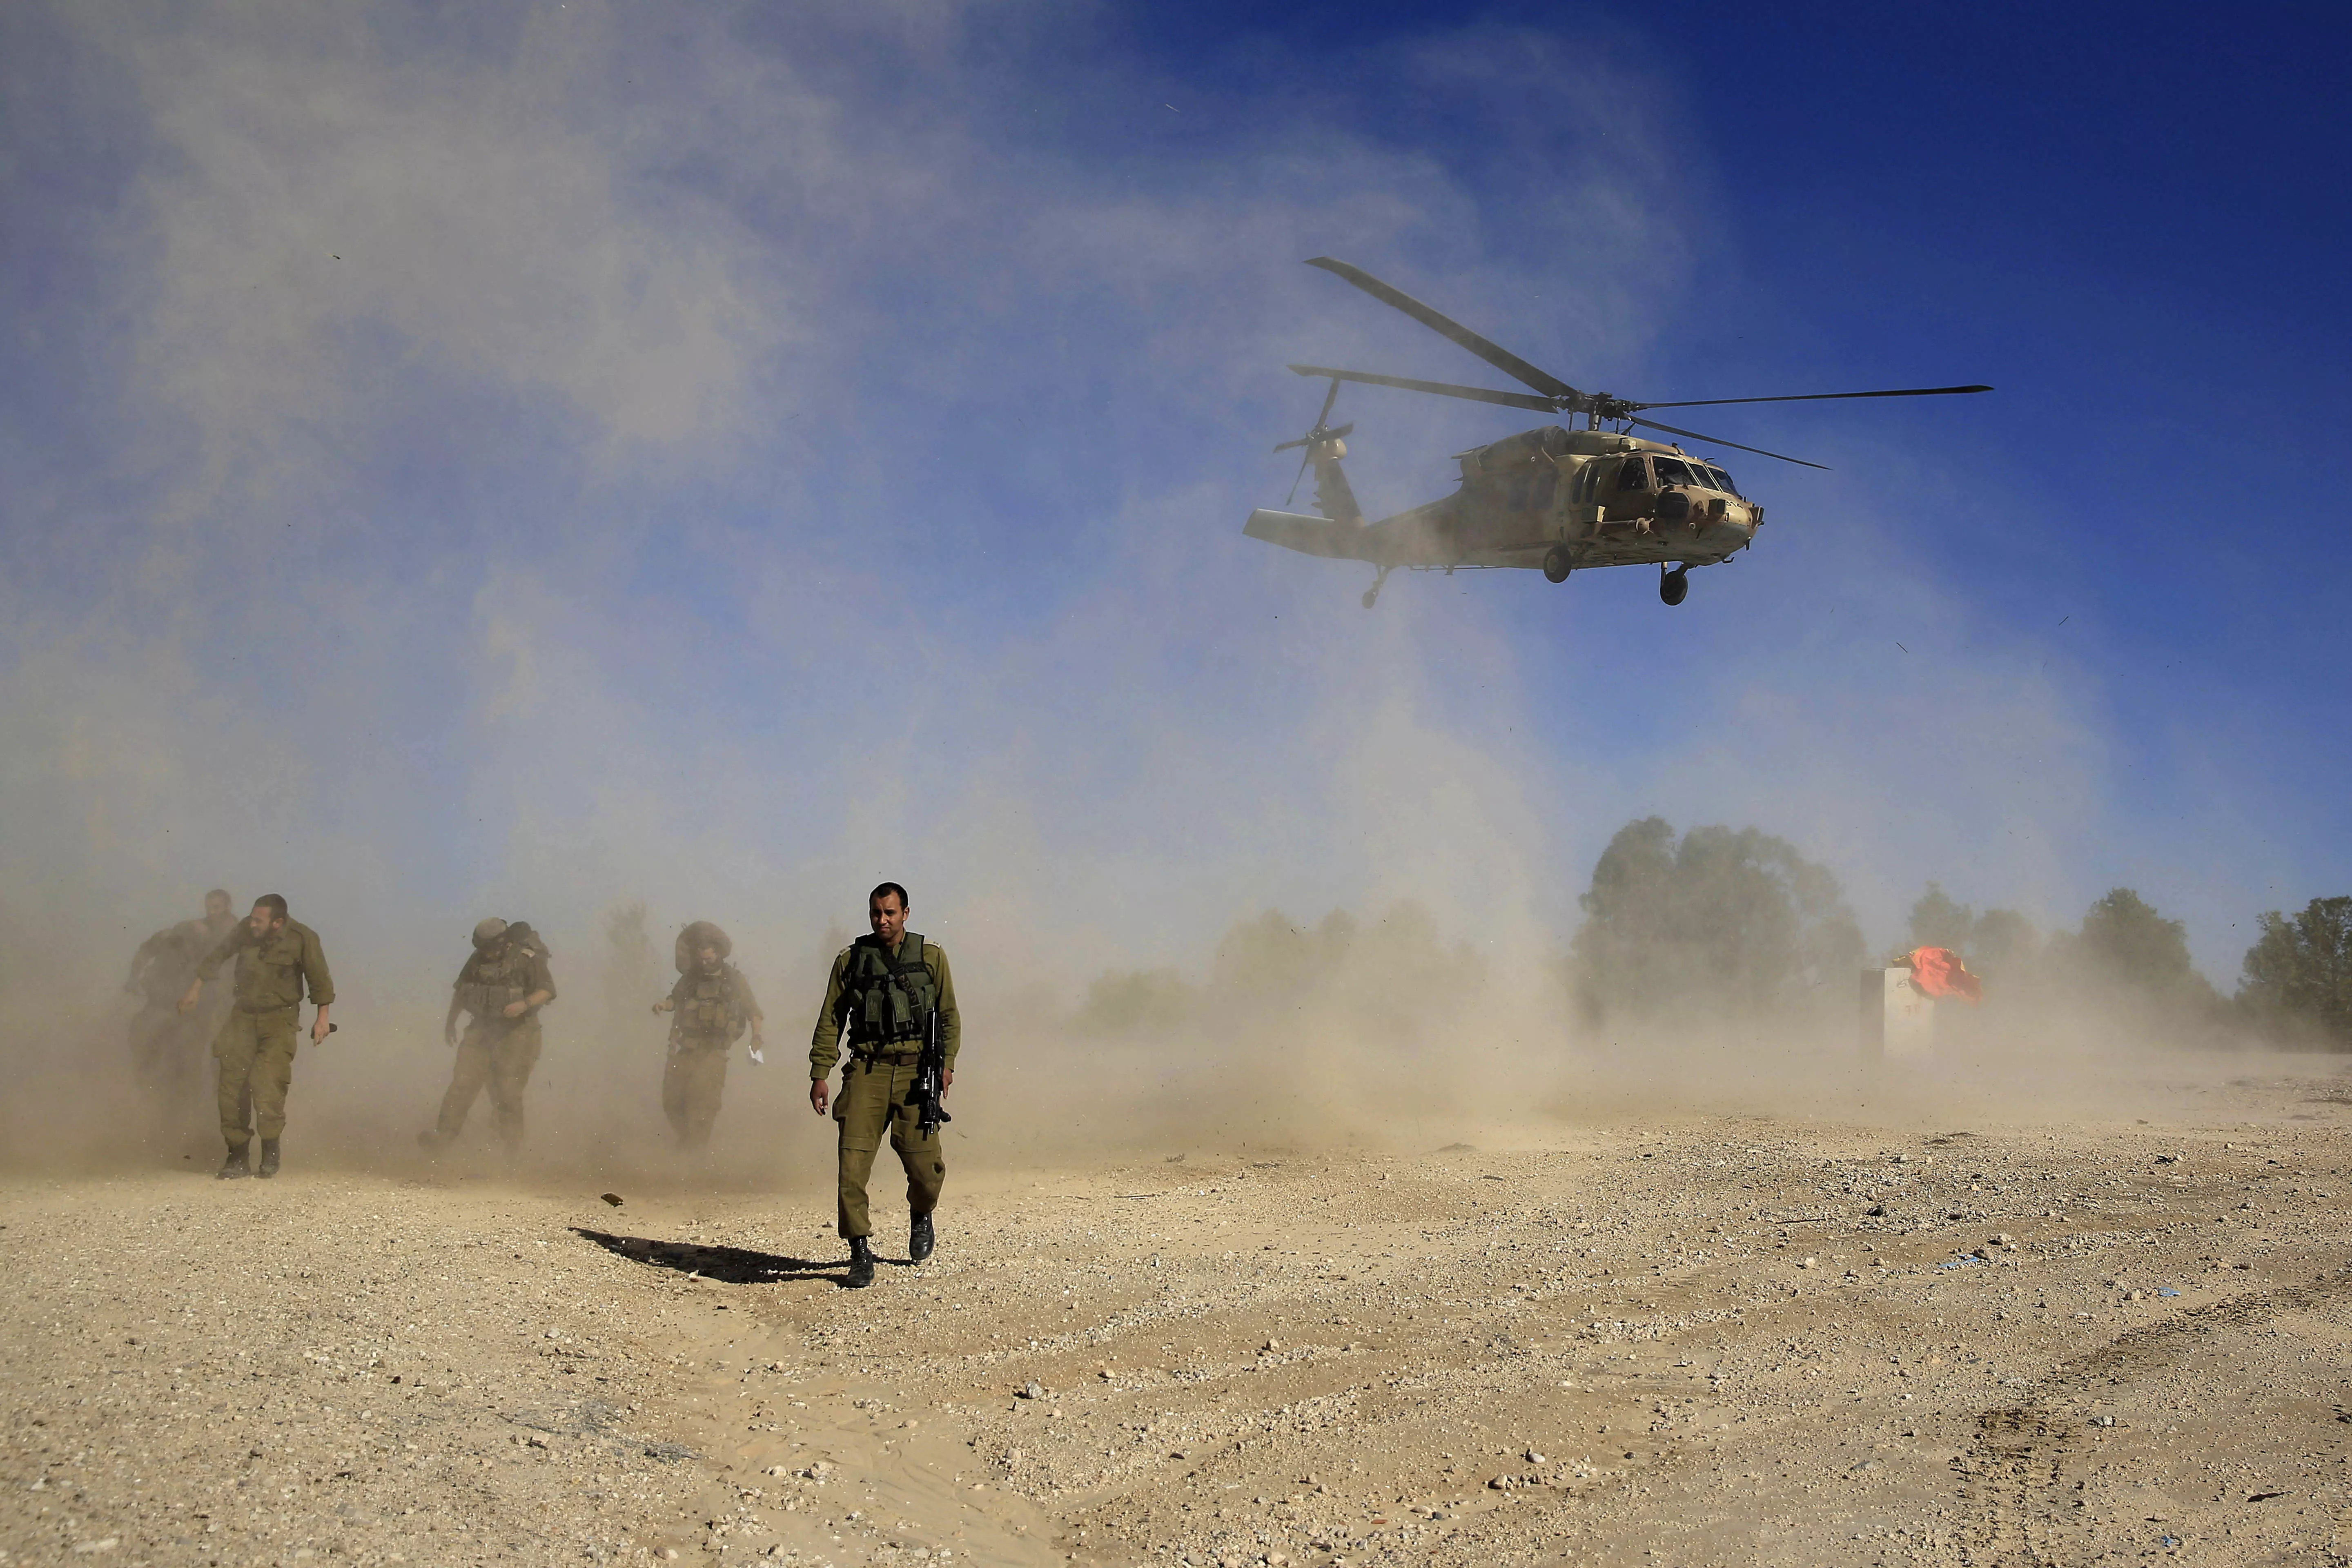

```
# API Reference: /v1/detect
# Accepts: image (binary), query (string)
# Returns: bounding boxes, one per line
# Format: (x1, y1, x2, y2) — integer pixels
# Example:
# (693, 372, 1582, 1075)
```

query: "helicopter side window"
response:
(1651, 458, 1697, 488)
(1614, 457, 1650, 491)
(1705, 465, 1740, 495)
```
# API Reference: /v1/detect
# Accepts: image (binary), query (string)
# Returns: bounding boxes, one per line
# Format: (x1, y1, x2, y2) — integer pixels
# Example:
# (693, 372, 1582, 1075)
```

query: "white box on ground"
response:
(1859, 968, 1935, 1058)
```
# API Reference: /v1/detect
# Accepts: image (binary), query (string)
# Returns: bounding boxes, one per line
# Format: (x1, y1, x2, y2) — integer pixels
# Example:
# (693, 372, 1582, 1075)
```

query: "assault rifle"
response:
(914, 1006, 952, 1136)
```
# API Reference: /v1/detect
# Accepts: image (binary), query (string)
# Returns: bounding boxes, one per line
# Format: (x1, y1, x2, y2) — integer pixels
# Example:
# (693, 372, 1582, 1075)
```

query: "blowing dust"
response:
(2, 3, 2290, 1190)
(0, 869, 2285, 1204)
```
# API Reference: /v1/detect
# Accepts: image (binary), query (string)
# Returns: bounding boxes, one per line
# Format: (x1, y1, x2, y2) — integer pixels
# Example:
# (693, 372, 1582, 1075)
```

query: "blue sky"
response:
(2, 0, 2344, 1003)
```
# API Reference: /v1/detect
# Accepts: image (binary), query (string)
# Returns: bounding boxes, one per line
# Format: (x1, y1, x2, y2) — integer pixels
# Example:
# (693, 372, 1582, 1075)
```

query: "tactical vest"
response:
(842, 933, 938, 1049)
(456, 947, 532, 1024)
(675, 966, 748, 1043)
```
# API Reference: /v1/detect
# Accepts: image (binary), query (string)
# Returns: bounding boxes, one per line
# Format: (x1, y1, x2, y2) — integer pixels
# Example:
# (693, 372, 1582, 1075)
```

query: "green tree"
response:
(1571, 817, 1863, 1025)
(1903, 882, 2038, 981)
(2061, 887, 2222, 1016)
(2236, 896, 2352, 1048)
(1907, 882, 1975, 951)
(2078, 889, 2192, 987)
(1074, 901, 1483, 1040)
(1967, 907, 2040, 980)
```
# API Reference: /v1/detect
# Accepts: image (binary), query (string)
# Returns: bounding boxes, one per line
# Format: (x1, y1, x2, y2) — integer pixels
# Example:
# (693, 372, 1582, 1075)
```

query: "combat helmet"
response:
(675, 920, 732, 973)
(471, 917, 509, 949)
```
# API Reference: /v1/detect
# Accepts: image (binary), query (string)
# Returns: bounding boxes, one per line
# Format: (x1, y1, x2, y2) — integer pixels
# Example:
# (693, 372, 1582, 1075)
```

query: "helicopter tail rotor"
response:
(1273, 375, 1354, 505)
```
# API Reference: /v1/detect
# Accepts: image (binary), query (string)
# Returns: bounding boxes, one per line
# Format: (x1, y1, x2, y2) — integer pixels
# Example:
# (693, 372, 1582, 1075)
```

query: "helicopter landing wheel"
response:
(1362, 567, 1391, 610)
(1659, 565, 1689, 606)
(1542, 546, 1572, 584)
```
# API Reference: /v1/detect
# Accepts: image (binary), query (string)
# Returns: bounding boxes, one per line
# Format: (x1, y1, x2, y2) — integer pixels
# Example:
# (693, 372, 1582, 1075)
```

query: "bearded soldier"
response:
(653, 921, 764, 1151)
(180, 894, 334, 1180)
(124, 889, 238, 1117)
(808, 882, 960, 1289)
(418, 918, 556, 1156)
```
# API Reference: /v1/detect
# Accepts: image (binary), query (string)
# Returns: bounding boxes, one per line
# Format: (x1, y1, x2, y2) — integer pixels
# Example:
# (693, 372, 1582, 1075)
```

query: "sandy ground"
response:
(4, 1060, 2351, 1568)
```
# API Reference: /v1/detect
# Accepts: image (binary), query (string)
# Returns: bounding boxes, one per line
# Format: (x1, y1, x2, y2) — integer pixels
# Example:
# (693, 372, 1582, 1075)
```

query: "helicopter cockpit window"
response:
(1650, 458, 1697, 488)
(1704, 466, 1740, 494)
(1614, 458, 1650, 490)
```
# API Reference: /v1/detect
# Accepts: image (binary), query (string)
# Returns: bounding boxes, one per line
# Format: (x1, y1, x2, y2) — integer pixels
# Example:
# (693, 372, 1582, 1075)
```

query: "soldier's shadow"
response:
(572, 1228, 849, 1286)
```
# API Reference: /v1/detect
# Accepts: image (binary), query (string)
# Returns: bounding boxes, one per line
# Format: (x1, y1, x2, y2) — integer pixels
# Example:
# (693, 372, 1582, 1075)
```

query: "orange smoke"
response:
(1905, 946, 1983, 1002)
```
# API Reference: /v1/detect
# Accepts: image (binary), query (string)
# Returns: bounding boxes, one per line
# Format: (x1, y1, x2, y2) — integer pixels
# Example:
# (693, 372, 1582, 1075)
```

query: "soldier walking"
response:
(419, 918, 555, 1156)
(124, 889, 238, 1119)
(808, 882, 960, 1288)
(654, 921, 764, 1151)
(180, 894, 334, 1180)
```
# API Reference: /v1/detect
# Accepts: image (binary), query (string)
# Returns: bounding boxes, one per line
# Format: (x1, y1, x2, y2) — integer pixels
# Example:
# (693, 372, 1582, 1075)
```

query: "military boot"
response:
(217, 1143, 251, 1180)
(844, 1236, 875, 1290)
(256, 1138, 281, 1179)
(910, 1212, 935, 1264)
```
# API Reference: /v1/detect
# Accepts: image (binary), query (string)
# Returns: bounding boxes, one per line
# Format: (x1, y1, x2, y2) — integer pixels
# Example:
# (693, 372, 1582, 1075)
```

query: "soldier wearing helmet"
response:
(418, 916, 556, 1156)
(652, 920, 764, 1151)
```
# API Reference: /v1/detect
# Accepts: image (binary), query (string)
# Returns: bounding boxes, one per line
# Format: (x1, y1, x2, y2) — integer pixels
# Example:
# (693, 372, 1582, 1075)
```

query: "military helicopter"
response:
(1245, 258, 1989, 608)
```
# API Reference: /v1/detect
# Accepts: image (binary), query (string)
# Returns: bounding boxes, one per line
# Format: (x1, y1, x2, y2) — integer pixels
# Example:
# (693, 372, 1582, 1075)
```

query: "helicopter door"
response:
(1565, 459, 1606, 534)
(1599, 461, 1656, 533)
(1512, 463, 1557, 532)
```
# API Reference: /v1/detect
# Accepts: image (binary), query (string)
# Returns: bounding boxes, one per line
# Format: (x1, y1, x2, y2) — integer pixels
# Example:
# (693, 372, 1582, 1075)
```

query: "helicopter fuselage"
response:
(1244, 423, 1762, 579)
(1248, 254, 1981, 605)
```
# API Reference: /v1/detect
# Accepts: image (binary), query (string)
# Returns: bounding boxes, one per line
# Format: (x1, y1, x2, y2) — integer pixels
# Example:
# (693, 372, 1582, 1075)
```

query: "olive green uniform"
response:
(432, 937, 557, 1150)
(809, 934, 960, 1241)
(125, 917, 235, 1107)
(194, 919, 334, 1150)
(662, 964, 760, 1148)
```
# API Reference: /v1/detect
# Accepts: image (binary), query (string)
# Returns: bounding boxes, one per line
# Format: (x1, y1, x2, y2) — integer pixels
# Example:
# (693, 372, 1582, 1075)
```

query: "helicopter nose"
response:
(1688, 494, 1752, 541)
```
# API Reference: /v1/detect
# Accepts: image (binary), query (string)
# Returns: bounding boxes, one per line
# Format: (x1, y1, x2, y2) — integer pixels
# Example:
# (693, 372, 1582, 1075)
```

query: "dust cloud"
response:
(0, 3, 2296, 1195)
(14, 19, 2350, 1568)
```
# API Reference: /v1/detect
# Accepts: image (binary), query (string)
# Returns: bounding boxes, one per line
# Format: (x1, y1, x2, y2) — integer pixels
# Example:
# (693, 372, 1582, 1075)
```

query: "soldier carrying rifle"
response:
(808, 882, 960, 1289)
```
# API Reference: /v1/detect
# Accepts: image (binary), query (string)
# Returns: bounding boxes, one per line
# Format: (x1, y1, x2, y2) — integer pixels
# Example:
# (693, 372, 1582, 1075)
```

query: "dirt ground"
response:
(4, 1058, 2350, 1568)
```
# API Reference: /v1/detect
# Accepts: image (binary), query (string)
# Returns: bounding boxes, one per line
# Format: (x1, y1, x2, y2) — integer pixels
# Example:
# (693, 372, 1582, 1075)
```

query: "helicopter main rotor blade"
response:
(1631, 384, 1993, 411)
(1303, 258, 1585, 404)
(1288, 364, 1560, 414)
(1628, 416, 1830, 471)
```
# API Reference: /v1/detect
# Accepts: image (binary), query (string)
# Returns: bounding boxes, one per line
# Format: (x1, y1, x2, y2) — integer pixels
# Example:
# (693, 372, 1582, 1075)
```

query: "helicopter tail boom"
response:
(1243, 508, 1381, 563)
